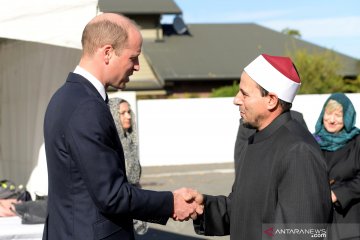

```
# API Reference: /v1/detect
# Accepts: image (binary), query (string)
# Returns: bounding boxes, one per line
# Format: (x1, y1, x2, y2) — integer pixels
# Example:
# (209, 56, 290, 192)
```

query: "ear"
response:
(266, 92, 279, 110)
(103, 45, 113, 64)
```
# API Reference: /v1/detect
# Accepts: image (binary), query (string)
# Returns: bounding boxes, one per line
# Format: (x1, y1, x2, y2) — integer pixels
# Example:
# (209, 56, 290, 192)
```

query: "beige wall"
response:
(0, 39, 80, 184)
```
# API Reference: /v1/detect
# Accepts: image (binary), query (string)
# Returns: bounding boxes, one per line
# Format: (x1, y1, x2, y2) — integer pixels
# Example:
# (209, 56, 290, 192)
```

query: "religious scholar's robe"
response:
(194, 111, 332, 240)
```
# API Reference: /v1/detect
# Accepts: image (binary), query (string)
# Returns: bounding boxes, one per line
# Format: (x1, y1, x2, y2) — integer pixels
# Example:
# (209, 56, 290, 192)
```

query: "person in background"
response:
(192, 54, 332, 240)
(109, 97, 148, 235)
(26, 143, 48, 200)
(0, 179, 30, 217)
(109, 98, 141, 187)
(0, 199, 18, 217)
(43, 13, 202, 240)
(314, 93, 360, 240)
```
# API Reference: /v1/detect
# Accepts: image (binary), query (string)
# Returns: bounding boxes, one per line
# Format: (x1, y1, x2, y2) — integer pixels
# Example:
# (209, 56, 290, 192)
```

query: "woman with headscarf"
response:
(314, 93, 360, 240)
(109, 97, 141, 187)
(108, 97, 148, 235)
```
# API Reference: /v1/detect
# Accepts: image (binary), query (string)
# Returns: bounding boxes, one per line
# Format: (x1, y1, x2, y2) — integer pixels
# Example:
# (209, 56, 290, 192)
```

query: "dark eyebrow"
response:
(240, 88, 248, 96)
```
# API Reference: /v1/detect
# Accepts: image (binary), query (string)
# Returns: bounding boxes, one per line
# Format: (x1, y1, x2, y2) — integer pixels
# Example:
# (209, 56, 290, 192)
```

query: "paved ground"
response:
(136, 162, 234, 240)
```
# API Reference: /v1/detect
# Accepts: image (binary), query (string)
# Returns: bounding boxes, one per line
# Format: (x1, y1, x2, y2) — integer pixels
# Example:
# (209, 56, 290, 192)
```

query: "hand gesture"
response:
(0, 199, 19, 217)
(172, 188, 204, 221)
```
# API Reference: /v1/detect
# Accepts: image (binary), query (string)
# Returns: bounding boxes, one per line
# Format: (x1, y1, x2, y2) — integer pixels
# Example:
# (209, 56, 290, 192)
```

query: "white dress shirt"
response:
(74, 66, 106, 101)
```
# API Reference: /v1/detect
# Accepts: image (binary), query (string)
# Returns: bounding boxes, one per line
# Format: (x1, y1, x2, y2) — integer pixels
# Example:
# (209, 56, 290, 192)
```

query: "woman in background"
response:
(109, 97, 148, 235)
(109, 98, 141, 187)
(314, 93, 360, 239)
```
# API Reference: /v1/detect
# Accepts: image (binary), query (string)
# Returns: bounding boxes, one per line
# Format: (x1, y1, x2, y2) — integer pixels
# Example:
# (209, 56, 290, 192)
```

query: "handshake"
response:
(172, 188, 204, 221)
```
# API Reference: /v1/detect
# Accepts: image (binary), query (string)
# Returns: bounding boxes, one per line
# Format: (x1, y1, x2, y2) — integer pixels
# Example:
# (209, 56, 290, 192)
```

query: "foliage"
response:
(341, 75, 360, 93)
(290, 49, 350, 94)
(210, 49, 360, 97)
(210, 81, 239, 97)
(181, 93, 201, 98)
(281, 28, 302, 38)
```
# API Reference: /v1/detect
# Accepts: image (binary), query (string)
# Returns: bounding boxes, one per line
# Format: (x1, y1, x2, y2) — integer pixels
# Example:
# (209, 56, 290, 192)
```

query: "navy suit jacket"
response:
(43, 73, 173, 240)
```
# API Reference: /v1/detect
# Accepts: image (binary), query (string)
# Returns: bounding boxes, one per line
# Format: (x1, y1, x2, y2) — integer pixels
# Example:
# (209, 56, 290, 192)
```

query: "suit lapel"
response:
(66, 72, 105, 103)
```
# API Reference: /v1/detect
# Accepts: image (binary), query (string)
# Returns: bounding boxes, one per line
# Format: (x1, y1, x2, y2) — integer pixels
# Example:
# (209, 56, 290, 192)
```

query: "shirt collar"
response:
(73, 66, 106, 101)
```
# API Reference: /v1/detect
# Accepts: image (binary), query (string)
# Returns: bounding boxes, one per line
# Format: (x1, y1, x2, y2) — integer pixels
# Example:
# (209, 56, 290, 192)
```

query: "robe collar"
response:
(250, 111, 292, 144)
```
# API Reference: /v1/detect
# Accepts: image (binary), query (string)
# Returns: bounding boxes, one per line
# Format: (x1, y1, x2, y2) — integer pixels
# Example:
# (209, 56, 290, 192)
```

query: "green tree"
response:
(290, 49, 345, 94)
(341, 75, 360, 93)
(210, 49, 359, 97)
(281, 28, 302, 38)
(210, 81, 239, 97)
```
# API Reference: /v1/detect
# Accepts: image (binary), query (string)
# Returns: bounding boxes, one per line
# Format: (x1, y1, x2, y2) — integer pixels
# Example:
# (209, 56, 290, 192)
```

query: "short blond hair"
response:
(81, 15, 131, 56)
(325, 99, 343, 113)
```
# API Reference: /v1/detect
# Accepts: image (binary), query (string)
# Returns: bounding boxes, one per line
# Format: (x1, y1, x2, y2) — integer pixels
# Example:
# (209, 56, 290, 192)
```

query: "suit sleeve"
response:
(193, 192, 232, 236)
(66, 99, 173, 222)
(275, 143, 332, 224)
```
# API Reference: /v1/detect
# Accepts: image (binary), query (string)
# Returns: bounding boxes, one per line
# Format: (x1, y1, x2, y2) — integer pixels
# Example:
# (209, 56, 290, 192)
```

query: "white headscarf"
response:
(108, 98, 141, 185)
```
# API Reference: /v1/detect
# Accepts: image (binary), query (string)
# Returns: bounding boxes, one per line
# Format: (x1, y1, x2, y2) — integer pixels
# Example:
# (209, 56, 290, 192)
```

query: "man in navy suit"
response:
(43, 13, 202, 240)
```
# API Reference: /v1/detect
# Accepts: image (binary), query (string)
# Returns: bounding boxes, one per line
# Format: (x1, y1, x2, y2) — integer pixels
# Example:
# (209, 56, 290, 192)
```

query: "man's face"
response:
(108, 28, 142, 89)
(233, 71, 268, 130)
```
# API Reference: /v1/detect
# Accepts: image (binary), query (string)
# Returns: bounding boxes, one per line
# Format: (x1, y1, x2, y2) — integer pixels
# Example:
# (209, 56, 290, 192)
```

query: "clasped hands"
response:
(172, 188, 204, 221)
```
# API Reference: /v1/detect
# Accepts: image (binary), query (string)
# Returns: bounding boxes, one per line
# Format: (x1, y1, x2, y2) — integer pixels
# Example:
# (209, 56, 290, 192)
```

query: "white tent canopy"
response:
(0, 0, 98, 49)
(0, 0, 162, 185)
(0, 0, 101, 184)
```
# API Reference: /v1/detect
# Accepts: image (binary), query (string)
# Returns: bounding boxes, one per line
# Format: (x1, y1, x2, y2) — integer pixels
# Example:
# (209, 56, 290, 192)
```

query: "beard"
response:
(241, 113, 265, 130)
(242, 120, 257, 129)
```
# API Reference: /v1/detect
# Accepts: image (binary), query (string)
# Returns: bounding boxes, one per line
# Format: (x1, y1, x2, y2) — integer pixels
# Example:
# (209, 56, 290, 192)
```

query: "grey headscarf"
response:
(108, 97, 141, 185)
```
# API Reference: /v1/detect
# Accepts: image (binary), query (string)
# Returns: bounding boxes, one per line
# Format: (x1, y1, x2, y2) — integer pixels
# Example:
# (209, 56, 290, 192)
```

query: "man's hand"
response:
(331, 190, 337, 203)
(0, 199, 18, 217)
(172, 188, 204, 221)
(193, 189, 204, 219)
